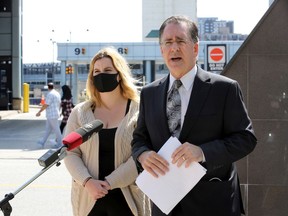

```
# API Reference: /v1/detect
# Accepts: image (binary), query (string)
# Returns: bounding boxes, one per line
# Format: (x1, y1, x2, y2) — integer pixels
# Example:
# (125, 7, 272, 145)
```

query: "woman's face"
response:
(92, 57, 120, 93)
(93, 57, 118, 76)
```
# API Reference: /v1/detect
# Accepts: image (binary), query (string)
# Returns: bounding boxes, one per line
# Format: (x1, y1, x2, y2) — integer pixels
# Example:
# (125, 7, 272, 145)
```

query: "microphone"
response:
(62, 119, 104, 151)
(38, 120, 103, 168)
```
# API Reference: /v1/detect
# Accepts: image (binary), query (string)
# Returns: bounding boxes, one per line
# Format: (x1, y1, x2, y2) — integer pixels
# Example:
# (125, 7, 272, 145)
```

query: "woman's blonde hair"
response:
(86, 46, 139, 106)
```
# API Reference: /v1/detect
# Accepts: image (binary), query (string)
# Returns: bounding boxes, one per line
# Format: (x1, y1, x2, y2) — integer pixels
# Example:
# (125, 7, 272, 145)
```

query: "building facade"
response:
(23, 40, 243, 104)
(0, 0, 22, 110)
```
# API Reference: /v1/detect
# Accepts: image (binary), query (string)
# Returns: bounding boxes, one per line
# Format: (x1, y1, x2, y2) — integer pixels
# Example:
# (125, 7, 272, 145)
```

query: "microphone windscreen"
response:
(62, 120, 104, 151)
(62, 132, 83, 151)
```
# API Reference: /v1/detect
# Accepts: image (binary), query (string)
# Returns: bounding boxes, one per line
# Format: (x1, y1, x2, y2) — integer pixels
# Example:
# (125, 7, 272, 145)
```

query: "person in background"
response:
(36, 82, 62, 148)
(132, 15, 257, 216)
(60, 85, 73, 134)
(64, 47, 150, 216)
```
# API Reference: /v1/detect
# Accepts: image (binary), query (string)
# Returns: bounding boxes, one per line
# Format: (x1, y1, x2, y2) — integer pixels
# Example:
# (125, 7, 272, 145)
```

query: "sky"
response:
(22, 0, 270, 63)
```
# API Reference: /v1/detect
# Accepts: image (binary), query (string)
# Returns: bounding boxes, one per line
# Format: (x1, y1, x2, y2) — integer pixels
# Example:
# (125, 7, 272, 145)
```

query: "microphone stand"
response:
(0, 146, 68, 216)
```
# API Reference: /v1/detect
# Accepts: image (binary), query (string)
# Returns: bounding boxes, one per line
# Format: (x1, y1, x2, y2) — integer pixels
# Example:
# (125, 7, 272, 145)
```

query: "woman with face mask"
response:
(64, 47, 151, 216)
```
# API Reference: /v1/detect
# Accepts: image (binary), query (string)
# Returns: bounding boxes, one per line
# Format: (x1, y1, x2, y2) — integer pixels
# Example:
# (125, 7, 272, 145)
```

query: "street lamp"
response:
(50, 38, 56, 63)
(49, 29, 57, 85)
(36, 39, 49, 86)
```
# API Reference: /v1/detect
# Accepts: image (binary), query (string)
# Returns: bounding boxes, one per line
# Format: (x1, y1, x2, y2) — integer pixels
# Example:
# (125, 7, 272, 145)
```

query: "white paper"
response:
(136, 136, 207, 215)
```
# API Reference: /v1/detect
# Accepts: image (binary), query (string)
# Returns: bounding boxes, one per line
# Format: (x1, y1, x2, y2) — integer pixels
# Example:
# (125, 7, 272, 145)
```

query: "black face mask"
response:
(93, 73, 119, 92)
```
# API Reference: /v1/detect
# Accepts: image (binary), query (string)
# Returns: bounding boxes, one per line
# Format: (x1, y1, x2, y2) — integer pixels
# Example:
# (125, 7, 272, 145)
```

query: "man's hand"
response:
(36, 104, 47, 117)
(171, 142, 204, 168)
(138, 151, 169, 178)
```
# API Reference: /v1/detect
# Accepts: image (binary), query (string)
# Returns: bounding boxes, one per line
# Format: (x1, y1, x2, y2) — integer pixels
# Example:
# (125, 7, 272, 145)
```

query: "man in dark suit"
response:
(132, 15, 257, 216)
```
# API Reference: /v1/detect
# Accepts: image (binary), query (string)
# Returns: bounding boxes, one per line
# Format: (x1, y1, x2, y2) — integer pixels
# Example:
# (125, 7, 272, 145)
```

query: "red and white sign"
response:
(207, 45, 227, 72)
(208, 46, 226, 63)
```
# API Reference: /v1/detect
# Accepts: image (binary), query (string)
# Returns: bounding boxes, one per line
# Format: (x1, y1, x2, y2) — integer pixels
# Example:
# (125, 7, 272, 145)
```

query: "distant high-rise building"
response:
(142, 1, 246, 42)
(198, 18, 234, 35)
(142, 0, 197, 41)
(198, 17, 247, 41)
(198, 17, 218, 34)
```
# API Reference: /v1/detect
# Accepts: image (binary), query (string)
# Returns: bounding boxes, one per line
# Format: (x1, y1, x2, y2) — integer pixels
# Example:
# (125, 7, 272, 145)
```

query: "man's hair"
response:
(159, 15, 199, 44)
(48, 83, 54, 89)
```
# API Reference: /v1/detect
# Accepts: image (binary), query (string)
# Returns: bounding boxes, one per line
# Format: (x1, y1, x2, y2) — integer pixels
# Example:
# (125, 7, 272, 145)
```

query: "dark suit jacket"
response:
(132, 66, 257, 216)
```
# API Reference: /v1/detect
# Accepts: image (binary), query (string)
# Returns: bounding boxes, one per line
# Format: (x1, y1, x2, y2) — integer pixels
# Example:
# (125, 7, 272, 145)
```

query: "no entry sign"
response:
(207, 44, 227, 72)
(210, 48, 224, 62)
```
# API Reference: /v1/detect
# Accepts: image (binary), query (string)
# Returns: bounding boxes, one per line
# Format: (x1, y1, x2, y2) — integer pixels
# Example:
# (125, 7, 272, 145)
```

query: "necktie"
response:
(167, 80, 182, 138)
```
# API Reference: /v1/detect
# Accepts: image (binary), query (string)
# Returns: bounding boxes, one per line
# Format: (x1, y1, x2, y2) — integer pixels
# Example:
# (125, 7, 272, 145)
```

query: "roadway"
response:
(0, 107, 73, 216)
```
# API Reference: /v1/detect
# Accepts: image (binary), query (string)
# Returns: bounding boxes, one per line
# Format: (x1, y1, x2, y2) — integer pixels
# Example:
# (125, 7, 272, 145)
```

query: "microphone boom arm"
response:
(0, 119, 103, 215)
(0, 146, 67, 216)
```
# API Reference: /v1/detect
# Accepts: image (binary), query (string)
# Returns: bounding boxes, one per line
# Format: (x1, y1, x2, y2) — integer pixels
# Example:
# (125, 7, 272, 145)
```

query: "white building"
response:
(142, 0, 197, 41)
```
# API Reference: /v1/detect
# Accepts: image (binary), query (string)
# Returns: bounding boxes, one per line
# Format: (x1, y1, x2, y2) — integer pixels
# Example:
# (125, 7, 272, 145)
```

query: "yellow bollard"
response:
(23, 83, 30, 113)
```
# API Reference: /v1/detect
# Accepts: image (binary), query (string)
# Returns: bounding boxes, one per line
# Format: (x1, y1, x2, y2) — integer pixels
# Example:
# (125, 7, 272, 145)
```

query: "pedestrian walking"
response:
(60, 85, 73, 134)
(36, 82, 62, 148)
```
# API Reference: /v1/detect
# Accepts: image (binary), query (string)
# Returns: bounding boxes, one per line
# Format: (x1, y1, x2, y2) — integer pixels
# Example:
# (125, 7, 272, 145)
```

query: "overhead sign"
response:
(207, 44, 226, 72)
(118, 47, 128, 55)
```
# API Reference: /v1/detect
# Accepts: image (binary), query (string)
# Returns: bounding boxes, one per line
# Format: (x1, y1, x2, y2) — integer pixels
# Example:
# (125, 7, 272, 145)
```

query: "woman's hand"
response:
(85, 178, 110, 200)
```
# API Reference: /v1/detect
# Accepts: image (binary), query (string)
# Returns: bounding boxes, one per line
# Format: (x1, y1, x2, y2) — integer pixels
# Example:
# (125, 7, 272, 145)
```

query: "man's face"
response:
(160, 22, 198, 79)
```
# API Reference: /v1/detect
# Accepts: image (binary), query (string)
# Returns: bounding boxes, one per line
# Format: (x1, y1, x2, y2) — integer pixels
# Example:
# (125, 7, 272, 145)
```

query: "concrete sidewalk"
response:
(0, 109, 21, 120)
(0, 105, 43, 120)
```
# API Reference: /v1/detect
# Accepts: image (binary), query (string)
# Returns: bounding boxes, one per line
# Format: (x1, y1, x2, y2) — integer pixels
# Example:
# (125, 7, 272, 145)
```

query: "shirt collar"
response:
(168, 66, 197, 92)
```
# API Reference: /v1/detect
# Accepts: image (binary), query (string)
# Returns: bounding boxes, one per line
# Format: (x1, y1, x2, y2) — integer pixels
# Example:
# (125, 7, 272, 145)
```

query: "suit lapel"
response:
(157, 76, 171, 139)
(180, 68, 212, 141)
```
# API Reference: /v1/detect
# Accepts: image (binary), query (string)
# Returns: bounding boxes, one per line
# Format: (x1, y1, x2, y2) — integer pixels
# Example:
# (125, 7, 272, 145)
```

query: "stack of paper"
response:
(136, 136, 207, 215)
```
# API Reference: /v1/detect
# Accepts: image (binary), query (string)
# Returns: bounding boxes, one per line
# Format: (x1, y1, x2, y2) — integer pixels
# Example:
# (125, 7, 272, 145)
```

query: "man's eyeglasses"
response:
(160, 39, 191, 48)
